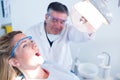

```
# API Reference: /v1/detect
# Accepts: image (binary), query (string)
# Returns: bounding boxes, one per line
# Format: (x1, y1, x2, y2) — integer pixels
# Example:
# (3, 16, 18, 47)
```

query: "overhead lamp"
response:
(70, 0, 112, 33)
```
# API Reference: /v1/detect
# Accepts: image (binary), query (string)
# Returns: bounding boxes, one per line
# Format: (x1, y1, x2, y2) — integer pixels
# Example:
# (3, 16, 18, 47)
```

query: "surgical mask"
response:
(47, 33, 60, 42)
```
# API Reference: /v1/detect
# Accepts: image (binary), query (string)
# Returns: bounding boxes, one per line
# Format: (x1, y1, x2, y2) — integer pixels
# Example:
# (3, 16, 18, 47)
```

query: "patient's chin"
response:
(39, 56, 45, 65)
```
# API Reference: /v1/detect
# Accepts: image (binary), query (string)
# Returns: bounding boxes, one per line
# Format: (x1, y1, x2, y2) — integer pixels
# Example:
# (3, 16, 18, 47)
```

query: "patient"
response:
(0, 31, 80, 80)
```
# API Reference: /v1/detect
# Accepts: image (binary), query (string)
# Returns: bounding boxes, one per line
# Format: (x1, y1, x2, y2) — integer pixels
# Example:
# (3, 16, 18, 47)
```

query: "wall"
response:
(0, 0, 11, 36)
(0, 0, 5, 36)
(0, 0, 11, 25)
(11, 0, 79, 32)
(10, 0, 120, 78)
(0, 0, 2, 24)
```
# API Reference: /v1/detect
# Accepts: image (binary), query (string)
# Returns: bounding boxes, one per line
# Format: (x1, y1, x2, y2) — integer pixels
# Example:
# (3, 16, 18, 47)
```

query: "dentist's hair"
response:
(47, 2, 69, 16)
(0, 31, 22, 80)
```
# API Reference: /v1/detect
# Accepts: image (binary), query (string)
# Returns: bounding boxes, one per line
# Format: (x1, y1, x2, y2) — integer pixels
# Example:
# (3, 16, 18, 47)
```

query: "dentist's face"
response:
(12, 33, 44, 69)
(45, 10, 68, 35)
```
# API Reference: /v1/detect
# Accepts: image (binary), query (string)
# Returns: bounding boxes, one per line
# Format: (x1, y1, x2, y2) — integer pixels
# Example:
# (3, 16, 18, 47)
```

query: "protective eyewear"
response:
(47, 14, 67, 24)
(10, 36, 32, 58)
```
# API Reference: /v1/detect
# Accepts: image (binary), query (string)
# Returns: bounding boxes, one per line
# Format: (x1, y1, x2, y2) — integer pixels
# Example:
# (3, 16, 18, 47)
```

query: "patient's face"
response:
(12, 33, 44, 69)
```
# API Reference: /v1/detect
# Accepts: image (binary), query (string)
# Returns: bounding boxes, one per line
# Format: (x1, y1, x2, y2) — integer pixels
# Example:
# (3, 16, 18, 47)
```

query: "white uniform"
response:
(25, 22, 94, 71)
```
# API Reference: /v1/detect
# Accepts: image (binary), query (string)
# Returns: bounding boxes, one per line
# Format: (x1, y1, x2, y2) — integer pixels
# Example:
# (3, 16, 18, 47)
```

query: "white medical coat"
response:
(25, 22, 94, 71)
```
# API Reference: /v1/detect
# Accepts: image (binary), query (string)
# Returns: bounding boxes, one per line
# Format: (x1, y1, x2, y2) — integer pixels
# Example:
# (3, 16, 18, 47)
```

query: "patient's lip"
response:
(35, 52, 40, 56)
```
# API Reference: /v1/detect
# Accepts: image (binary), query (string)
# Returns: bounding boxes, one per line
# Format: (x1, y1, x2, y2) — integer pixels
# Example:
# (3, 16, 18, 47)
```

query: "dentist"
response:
(26, 2, 95, 71)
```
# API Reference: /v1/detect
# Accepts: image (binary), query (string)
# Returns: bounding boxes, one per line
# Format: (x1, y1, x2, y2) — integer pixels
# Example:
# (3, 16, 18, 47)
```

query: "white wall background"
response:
(10, 0, 79, 32)
(0, 0, 2, 25)
(0, 1, 2, 35)
(0, 0, 11, 25)
(10, 0, 120, 78)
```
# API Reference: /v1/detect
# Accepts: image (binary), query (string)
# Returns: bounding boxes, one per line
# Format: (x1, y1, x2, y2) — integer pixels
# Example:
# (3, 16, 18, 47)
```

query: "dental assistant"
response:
(25, 2, 95, 71)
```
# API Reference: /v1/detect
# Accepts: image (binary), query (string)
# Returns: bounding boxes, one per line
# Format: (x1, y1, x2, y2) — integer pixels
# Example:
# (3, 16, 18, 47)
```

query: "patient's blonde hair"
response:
(0, 31, 22, 80)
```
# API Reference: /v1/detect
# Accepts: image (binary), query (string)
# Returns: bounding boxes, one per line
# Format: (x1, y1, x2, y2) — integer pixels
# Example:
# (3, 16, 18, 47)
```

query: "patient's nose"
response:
(32, 42, 38, 50)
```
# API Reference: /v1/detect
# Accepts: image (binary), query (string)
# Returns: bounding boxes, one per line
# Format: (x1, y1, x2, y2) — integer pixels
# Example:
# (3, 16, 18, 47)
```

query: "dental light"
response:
(70, 0, 112, 33)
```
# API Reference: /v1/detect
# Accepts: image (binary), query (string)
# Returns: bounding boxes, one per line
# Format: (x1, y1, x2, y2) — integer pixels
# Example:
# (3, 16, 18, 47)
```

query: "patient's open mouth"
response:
(35, 52, 40, 56)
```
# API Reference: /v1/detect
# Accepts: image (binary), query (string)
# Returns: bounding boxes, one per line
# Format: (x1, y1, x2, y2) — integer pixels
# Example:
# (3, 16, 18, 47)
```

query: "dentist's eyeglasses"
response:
(47, 14, 67, 25)
(10, 36, 32, 58)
